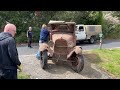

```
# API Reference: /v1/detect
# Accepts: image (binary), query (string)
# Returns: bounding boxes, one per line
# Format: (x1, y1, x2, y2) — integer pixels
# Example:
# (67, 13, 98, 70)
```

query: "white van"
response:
(75, 24, 102, 44)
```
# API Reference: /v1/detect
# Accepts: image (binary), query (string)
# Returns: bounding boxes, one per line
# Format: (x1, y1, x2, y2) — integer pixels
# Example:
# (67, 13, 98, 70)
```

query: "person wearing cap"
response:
(0, 23, 22, 79)
(27, 27, 33, 48)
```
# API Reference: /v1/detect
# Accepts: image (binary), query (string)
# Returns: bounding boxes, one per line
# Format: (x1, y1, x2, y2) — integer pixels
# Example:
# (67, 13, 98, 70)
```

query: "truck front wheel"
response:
(71, 55, 84, 73)
(88, 37, 95, 44)
(40, 50, 48, 69)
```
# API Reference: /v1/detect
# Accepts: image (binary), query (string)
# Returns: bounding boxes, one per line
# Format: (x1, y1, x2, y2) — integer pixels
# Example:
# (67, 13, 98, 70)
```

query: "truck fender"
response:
(39, 43, 49, 51)
(67, 46, 82, 60)
(39, 43, 53, 56)
(74, 46, 82, 55)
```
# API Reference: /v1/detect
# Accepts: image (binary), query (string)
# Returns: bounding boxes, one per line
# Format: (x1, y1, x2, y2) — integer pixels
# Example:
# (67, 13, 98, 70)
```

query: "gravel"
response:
(17, 45, 113, 79)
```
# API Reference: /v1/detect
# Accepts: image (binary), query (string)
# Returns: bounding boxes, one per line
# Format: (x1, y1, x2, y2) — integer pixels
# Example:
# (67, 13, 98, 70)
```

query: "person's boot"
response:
(28, 44, 30, 47)
(30, 46, 33, 48)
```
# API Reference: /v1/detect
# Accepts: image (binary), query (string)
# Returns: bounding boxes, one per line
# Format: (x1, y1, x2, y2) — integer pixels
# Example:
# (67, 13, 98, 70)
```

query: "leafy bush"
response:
(32, 27, 40, 43)
(15, 27, 40, 43)
(2, 11, 120, 42)
(107, 24, 120, 39)
(102, 11, 120, 39)
(15, 32, 27, 44)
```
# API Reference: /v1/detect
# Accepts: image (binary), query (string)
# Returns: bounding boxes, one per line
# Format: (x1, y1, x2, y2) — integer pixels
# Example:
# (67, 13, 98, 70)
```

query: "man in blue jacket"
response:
(39, 24, 49, 44)
(36, 24, 50, 60)
(0, 23, 21, 79)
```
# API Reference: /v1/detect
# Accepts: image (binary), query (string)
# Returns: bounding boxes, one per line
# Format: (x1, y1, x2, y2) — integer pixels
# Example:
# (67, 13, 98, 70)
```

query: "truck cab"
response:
(75, 25, 86, 41)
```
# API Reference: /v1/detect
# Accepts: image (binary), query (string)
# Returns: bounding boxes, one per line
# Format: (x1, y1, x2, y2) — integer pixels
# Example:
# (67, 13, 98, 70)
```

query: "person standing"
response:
(27, 27, 33, 48)
(36, 24, 53, 60)
(39, 24, 49, 44)
(0, 23, 22, 79)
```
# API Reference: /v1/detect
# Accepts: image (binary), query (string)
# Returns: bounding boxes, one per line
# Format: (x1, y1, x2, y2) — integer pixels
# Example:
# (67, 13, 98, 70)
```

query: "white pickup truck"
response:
(75, 24, 102, 44)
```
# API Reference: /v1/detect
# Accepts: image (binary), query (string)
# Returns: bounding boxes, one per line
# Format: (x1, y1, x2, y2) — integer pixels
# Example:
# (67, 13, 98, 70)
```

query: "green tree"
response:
(0, 11, 105, 43)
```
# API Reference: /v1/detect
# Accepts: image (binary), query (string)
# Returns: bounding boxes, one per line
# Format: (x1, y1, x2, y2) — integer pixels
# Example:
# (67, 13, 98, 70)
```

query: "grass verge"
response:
(18, 72, 30, 79)
(83, 48, 120, 78)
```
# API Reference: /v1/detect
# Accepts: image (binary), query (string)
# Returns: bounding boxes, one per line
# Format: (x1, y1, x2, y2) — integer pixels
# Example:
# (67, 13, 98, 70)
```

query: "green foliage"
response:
(18, 72, 30, 79)
(2, 11, 118, 43)
(101, 19, 110, 38)
(103, 11, 120, 39)
(15, 32, 27, 44)
(52, 11, 103, 25)
(107, 24, 120, 39)
(112, 11, 120, 20)
(32, 27, 40, 42)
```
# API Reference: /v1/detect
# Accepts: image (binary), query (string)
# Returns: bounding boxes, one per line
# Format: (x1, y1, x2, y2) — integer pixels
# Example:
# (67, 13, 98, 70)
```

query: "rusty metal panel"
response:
(54, 39, 68, 54)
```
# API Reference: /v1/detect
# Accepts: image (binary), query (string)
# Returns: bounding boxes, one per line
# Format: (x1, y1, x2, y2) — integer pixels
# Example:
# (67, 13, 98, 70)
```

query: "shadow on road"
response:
(45, 61, 73, 74)
(80, 54, 103, 78)
(45, 53, 108, 79)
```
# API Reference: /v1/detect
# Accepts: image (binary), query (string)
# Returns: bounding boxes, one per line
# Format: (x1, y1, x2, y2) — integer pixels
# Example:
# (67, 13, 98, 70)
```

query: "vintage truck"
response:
(75, 24, 102, 44)
(39, 20, 84, 73)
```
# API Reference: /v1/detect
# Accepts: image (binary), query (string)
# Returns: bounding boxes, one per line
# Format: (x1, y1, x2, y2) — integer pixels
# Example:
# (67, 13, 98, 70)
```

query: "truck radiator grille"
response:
(54, 39, 68, 54)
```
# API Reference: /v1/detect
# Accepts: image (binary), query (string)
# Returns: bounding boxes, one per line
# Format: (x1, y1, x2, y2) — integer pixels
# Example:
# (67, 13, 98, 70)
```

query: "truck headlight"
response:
(67, 41, 74, 47)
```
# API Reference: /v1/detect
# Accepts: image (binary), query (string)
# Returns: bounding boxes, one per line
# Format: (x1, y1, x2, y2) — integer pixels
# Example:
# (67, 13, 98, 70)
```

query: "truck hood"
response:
(52, 33, 74, 43)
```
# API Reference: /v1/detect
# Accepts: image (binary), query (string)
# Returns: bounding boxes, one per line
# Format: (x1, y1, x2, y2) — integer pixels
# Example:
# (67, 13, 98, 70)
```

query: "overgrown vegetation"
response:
(0, 11, 120, 43)
(84, 48, 120, 78)
(102, 11, 120, 39)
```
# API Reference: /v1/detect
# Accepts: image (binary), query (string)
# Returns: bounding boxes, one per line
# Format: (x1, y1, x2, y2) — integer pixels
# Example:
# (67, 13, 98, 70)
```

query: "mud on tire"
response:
(71, 55, 84, 73)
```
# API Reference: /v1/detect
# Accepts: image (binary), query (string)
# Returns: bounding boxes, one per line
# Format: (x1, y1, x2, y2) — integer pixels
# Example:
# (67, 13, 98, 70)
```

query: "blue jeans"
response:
(36, 40, 47, 60)
(36, 50, 41, 60)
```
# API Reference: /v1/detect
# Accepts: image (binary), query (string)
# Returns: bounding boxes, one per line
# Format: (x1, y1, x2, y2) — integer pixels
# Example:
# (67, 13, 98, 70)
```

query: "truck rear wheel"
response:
(88, 37, 95, 44)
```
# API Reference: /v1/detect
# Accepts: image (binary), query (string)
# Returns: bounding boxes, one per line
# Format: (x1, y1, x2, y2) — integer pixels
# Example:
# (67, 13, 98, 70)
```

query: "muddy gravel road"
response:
(17, 44, 113, 79)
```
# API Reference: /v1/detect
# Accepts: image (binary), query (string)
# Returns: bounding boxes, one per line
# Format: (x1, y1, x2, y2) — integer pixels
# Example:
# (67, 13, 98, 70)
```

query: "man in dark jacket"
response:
(27, 27, 33, 48)
(0, 23, 21, 79)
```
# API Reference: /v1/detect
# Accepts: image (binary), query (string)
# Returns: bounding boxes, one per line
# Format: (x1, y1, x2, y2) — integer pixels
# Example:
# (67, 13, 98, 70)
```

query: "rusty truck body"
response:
(39, 20, 84, 73)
